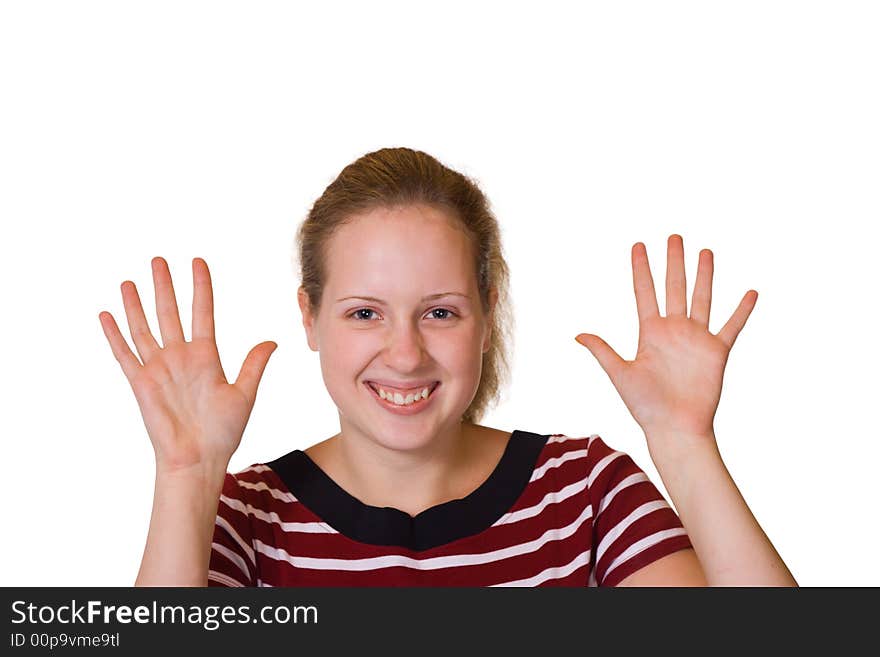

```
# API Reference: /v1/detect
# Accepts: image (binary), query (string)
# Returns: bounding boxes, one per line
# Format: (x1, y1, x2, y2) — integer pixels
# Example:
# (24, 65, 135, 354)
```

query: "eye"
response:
(349, 308, 379, 321)
(347, 307, 458, 321)
(427, 307, 457, 320)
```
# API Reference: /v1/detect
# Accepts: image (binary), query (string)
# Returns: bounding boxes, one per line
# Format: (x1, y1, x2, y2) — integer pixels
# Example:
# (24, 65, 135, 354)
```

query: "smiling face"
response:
(298, 203, 494, 453)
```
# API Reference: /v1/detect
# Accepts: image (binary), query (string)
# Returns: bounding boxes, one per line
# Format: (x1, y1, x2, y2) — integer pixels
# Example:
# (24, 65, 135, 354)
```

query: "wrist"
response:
(155, 451, 231, 478)
(154, 460, 229, 496)
(644, 428, 722, 473)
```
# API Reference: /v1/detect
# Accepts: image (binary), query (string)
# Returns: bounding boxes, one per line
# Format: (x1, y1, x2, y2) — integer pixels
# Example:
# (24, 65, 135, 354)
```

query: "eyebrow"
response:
(335, 292, 471, 304)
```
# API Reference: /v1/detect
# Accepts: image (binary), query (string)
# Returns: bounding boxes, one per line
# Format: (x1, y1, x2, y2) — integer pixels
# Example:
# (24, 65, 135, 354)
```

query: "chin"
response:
(356, 412, 457, 453)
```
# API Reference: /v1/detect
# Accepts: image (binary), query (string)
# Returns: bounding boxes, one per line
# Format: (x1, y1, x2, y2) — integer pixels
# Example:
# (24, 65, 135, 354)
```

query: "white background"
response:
(1, 1, 877, 586)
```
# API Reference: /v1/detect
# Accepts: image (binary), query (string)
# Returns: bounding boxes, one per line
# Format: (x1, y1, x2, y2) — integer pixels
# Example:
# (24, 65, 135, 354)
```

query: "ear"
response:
(297, 286, 319, 352)
(482, 286, 498, 354)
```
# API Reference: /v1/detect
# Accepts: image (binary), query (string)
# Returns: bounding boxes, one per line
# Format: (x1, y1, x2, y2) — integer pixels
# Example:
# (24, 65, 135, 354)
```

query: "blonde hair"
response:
(295, 147, 513, 423)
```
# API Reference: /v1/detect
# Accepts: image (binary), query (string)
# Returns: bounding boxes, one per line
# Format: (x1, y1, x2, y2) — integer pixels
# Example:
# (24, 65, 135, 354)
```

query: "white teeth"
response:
(372, 384, 435, 406)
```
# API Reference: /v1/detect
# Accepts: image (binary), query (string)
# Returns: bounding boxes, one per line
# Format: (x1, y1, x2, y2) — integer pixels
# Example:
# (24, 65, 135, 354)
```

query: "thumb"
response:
(234, 341, 278, 405)
(575, 334, 625, 383)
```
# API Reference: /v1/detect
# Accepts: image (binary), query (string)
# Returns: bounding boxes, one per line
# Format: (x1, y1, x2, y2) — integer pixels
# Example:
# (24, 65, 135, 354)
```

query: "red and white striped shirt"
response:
(208, 430, 692, 587)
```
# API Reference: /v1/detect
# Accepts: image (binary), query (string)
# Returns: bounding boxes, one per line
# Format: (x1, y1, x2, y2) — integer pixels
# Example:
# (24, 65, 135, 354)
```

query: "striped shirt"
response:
(208, 430, 693, 587)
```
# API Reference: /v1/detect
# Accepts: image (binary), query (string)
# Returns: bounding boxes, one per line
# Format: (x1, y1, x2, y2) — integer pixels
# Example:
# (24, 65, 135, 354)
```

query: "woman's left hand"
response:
(575, 234, 757, 441)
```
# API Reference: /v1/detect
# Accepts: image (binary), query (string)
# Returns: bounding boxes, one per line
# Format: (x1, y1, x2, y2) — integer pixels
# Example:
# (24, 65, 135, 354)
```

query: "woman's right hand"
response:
(99, 257, 277, 474)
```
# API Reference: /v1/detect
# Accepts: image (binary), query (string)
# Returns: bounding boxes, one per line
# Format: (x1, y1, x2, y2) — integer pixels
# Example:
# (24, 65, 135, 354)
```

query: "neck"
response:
(321, 420, 486, 517)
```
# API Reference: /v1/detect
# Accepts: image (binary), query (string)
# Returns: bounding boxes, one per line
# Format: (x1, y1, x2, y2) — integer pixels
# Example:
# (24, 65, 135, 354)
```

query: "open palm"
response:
(576, 234, 757, 439)
(99, 257, 277, 472)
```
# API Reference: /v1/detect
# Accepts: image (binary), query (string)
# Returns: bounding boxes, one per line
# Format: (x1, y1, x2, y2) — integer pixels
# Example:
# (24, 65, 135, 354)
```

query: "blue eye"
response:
(428, 308, 456, 320)
(348, 308, 458, 321)
(350, 308, 378, 321)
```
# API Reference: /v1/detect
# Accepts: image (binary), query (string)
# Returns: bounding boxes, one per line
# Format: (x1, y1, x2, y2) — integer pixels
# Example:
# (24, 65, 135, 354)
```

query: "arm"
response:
(577, 235, 796, 586)
(99, 257, 275, 586)
(617, 548, 706, 587)
(135, 463, 228, 587)
(617, 432, 797, 587)
(642, 431, 796, 586)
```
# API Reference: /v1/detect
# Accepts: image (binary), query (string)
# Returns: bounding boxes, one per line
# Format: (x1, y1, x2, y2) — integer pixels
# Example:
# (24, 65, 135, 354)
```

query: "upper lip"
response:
(365, 379, 440, 390)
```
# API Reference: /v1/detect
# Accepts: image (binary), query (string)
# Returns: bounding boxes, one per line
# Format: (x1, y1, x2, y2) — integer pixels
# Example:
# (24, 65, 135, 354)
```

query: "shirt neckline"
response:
(266, 429, 550, 551)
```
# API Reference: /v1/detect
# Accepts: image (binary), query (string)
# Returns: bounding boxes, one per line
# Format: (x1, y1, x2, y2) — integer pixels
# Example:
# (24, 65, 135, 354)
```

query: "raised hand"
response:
(575, 234, 757, 440)
(99, 257, 277, 473)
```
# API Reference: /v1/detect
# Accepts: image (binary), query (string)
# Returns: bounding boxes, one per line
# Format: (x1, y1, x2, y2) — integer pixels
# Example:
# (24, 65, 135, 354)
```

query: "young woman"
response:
(99, 147, 797, 587)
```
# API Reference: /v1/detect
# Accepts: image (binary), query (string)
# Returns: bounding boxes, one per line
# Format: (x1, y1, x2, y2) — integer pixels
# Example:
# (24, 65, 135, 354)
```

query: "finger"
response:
(191, 257, 215, 341)
(666, 234, 687, 317)
(690, 249, 713, 328)
(717, 290, 758, 350)
(234, 341, 278, 407)
(575, 334, 627, 384)
(632, 242, 660, 323)
(152, 257, 186, 347)
(98, 311, 143, 381)
(121, 280, 161, 362)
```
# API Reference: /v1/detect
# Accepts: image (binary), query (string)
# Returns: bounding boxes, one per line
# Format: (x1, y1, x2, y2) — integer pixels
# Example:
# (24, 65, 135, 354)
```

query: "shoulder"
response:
(505, 430, 695, 586)
(506, 429, 640, 478)
(221, 463, 298, 510)
(514, 430, 626, 500)
(528, 431, 625, 474)
(542, 433, 644, 482)
(527, 432, 668, 533)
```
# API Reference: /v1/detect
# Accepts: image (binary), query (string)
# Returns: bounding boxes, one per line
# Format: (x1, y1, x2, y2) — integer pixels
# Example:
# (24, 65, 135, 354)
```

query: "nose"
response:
(383, 320, 428, 372)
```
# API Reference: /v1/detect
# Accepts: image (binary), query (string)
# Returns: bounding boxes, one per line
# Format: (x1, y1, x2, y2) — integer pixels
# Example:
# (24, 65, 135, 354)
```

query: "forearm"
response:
(646, 430, 797, 587)
(135, 463, 228, 587)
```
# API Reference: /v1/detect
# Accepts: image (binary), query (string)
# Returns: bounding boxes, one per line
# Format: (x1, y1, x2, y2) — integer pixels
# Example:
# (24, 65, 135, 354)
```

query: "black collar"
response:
(266, 429, 549, 551)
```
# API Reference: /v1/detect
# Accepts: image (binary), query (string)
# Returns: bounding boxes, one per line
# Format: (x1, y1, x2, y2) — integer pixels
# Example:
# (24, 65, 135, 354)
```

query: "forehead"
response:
(324, 204, 478, 293)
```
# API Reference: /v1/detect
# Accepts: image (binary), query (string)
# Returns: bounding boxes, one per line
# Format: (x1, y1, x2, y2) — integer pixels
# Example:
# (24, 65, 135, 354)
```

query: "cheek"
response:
(317, 328, 362, 377)
(430, 329, 485, 374)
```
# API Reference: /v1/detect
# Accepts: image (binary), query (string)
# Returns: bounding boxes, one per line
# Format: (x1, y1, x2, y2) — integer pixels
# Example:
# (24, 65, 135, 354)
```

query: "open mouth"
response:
(363, 381, 440, 413)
